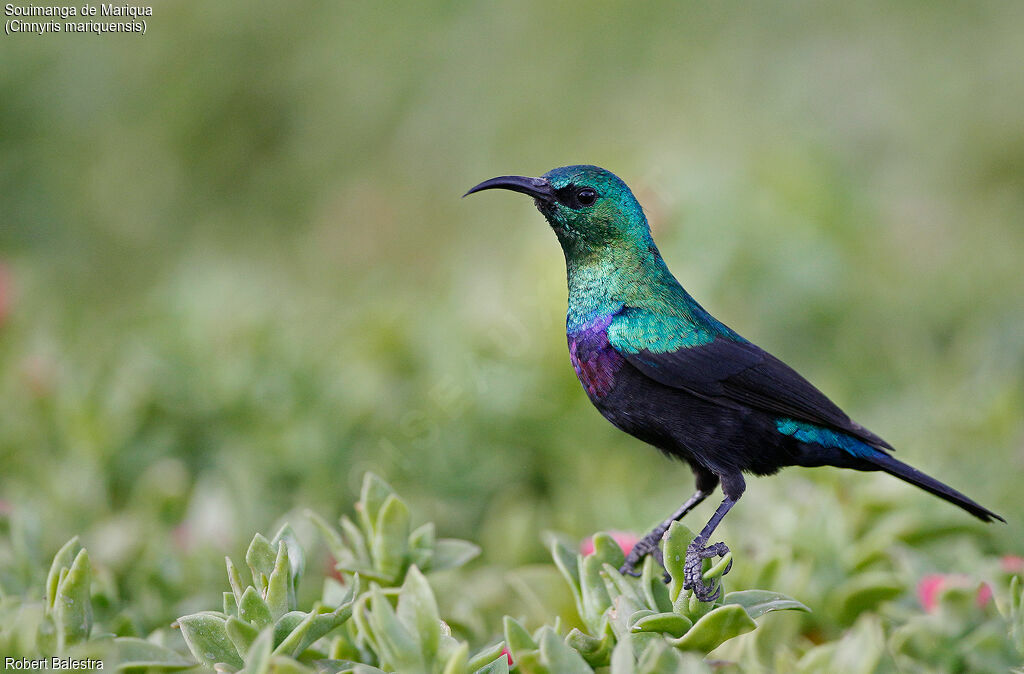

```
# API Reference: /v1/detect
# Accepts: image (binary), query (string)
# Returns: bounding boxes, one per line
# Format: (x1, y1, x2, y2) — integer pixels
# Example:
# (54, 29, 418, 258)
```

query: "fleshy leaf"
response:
(367, 585, 421, 672)
(590, 532, 627, 569)
(834, 572, 903, 624)
(246, 534, 278, 594)
(272, 523, 306, 589)
(536, 626, 591, 673)
(640, 556, 672, 613)
(372, 494, 411, 583)
(669, 604, 756, 653)
(637, 639, 710, 672)
(113, 636, 194, 670)
(45, 537, 82, 612)
(409, 522, 436, 570)
(430, 539, 481, 572)
(503, 616, 537, 654)
(238, 585, 273, 629)
(226, 615, 259, 655)
(177, 612, 244, 669)
(663, 522, 696, 601)
(247, 628, 273, 674)
(53, 548, 92, 649)
(266, 542, 295, 619)
(359, 473, 396, 537)
(723, 590, 810, 619)
(609, 633, 636, 674)
(466, 641, 508, 672)
(632, 611, 693, 638)
(396, 566, 441, 662)
(441, 641, 469, 674)
(566, 622, 615, 667)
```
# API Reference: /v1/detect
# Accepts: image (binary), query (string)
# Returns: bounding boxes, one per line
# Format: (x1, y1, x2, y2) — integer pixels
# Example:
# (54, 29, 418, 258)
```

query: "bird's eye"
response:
(575, 187, 597, 207)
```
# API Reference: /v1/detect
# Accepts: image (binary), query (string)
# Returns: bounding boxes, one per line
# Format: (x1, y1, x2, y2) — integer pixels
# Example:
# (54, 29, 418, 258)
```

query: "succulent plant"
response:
(177, 524, 359, 672)
(308, 473, 480, 587)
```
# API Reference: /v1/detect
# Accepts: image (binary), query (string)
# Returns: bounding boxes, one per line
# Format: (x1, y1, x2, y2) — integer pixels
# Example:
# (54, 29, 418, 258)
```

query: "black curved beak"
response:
(463, 175, 555, 203)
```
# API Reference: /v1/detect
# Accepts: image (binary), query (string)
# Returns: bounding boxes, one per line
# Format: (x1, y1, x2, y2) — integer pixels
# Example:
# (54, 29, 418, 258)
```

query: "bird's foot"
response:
(618, 532, 665, 577)
(683, 538, 732, 602)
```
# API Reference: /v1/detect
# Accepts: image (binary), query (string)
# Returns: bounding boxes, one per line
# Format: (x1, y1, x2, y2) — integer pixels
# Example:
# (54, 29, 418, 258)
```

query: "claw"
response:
(682, 538, 732, 602)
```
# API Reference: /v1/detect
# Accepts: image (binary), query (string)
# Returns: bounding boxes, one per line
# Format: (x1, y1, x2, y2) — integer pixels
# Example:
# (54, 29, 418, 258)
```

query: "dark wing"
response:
(609, 314, 892, 450)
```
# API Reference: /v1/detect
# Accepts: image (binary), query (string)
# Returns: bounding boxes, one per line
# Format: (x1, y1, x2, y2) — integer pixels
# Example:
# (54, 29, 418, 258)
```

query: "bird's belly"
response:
(567, 315, 624, 402)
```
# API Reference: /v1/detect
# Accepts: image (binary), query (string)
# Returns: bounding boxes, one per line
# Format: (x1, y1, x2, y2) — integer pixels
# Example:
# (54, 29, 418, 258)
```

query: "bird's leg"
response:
(684, 474, 743, 602)
(619, 489, 710, 577)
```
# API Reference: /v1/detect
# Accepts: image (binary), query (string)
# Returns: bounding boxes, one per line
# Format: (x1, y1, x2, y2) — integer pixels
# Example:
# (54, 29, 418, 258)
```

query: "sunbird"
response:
(466, 165, 1003, 601)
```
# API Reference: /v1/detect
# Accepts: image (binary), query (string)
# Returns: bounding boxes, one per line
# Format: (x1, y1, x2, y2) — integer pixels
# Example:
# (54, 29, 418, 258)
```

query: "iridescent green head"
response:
(465, 165, 653, 257)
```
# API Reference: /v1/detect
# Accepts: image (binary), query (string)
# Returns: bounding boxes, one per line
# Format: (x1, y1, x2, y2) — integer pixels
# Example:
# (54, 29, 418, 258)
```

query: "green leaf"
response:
(723, 590, 810, 619)
(609, 633, 636, 674)
(266, 654, 315, 674)
(466, 641, 507, 672)
(273, 611, 306, 647)
(238, 585, 273, 629)
(246, 534, 278, 594)
(224, 591, 239, 617)
(112, 636, 194, 670)
(536, 626, 591, 673)
(396, 566, 441, 662)
(274, 605, 351, 659)
(702, 551, 733, 581)
(669, 604, 756, 653)
(472, 657, 511, 674)
(566, 623, 615, 667)
(226, 557, 244, 604)
(430, 539, 481, 572)
(601, 562, 643, 608)
(408, 522, 435, 570)
(45, 537, 82, 612)
(359, 473, 396, 537)
(226, 615, 259, 656)
(663, 522, 696, 601)
(367, 585, 421, 672)
(177, 612, 244, 669)
(632, 611, 693, 638)
(272, 523, 306, 589)
(339, 516, 371, 567)
(503, 616, 537, 654)
(307, 510, 355, 570)
(1010, 575, 1024, 657)
(640, 556, 672, 613)
(637, 639, 710, 673)
(53, 548, 92, 649)
(833, 572, 903, 624)
(372, 494, 411, 583)
(247, 628, 273, 674)
(796, 614, 884, 674)
(442, 641, 469, 674)
(590, 532, 627, 569)
(579, 555, 612, 630)
(266, 542, 295, 619)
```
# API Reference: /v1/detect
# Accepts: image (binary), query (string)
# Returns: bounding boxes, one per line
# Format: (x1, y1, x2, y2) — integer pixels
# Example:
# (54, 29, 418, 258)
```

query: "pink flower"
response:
(501, 647, 513, 666)
(581, 531, 639, 557)
(976, 582, 993, 607)
(918, 573, 992, 613)
(1001, 555, 1024, 574)
(918, 574, 946, 613)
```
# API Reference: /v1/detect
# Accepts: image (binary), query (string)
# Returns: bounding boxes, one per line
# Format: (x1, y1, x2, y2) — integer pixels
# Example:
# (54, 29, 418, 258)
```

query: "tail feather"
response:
(865, 451, 1004, 523)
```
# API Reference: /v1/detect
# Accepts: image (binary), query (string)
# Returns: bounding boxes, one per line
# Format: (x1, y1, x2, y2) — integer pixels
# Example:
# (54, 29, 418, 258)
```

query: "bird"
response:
(465, 164, 1004, 602)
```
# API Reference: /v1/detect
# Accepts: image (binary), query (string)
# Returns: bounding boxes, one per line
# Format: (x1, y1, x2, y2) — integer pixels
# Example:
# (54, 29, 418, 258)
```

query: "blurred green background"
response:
(1, 0, 1022, 637)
